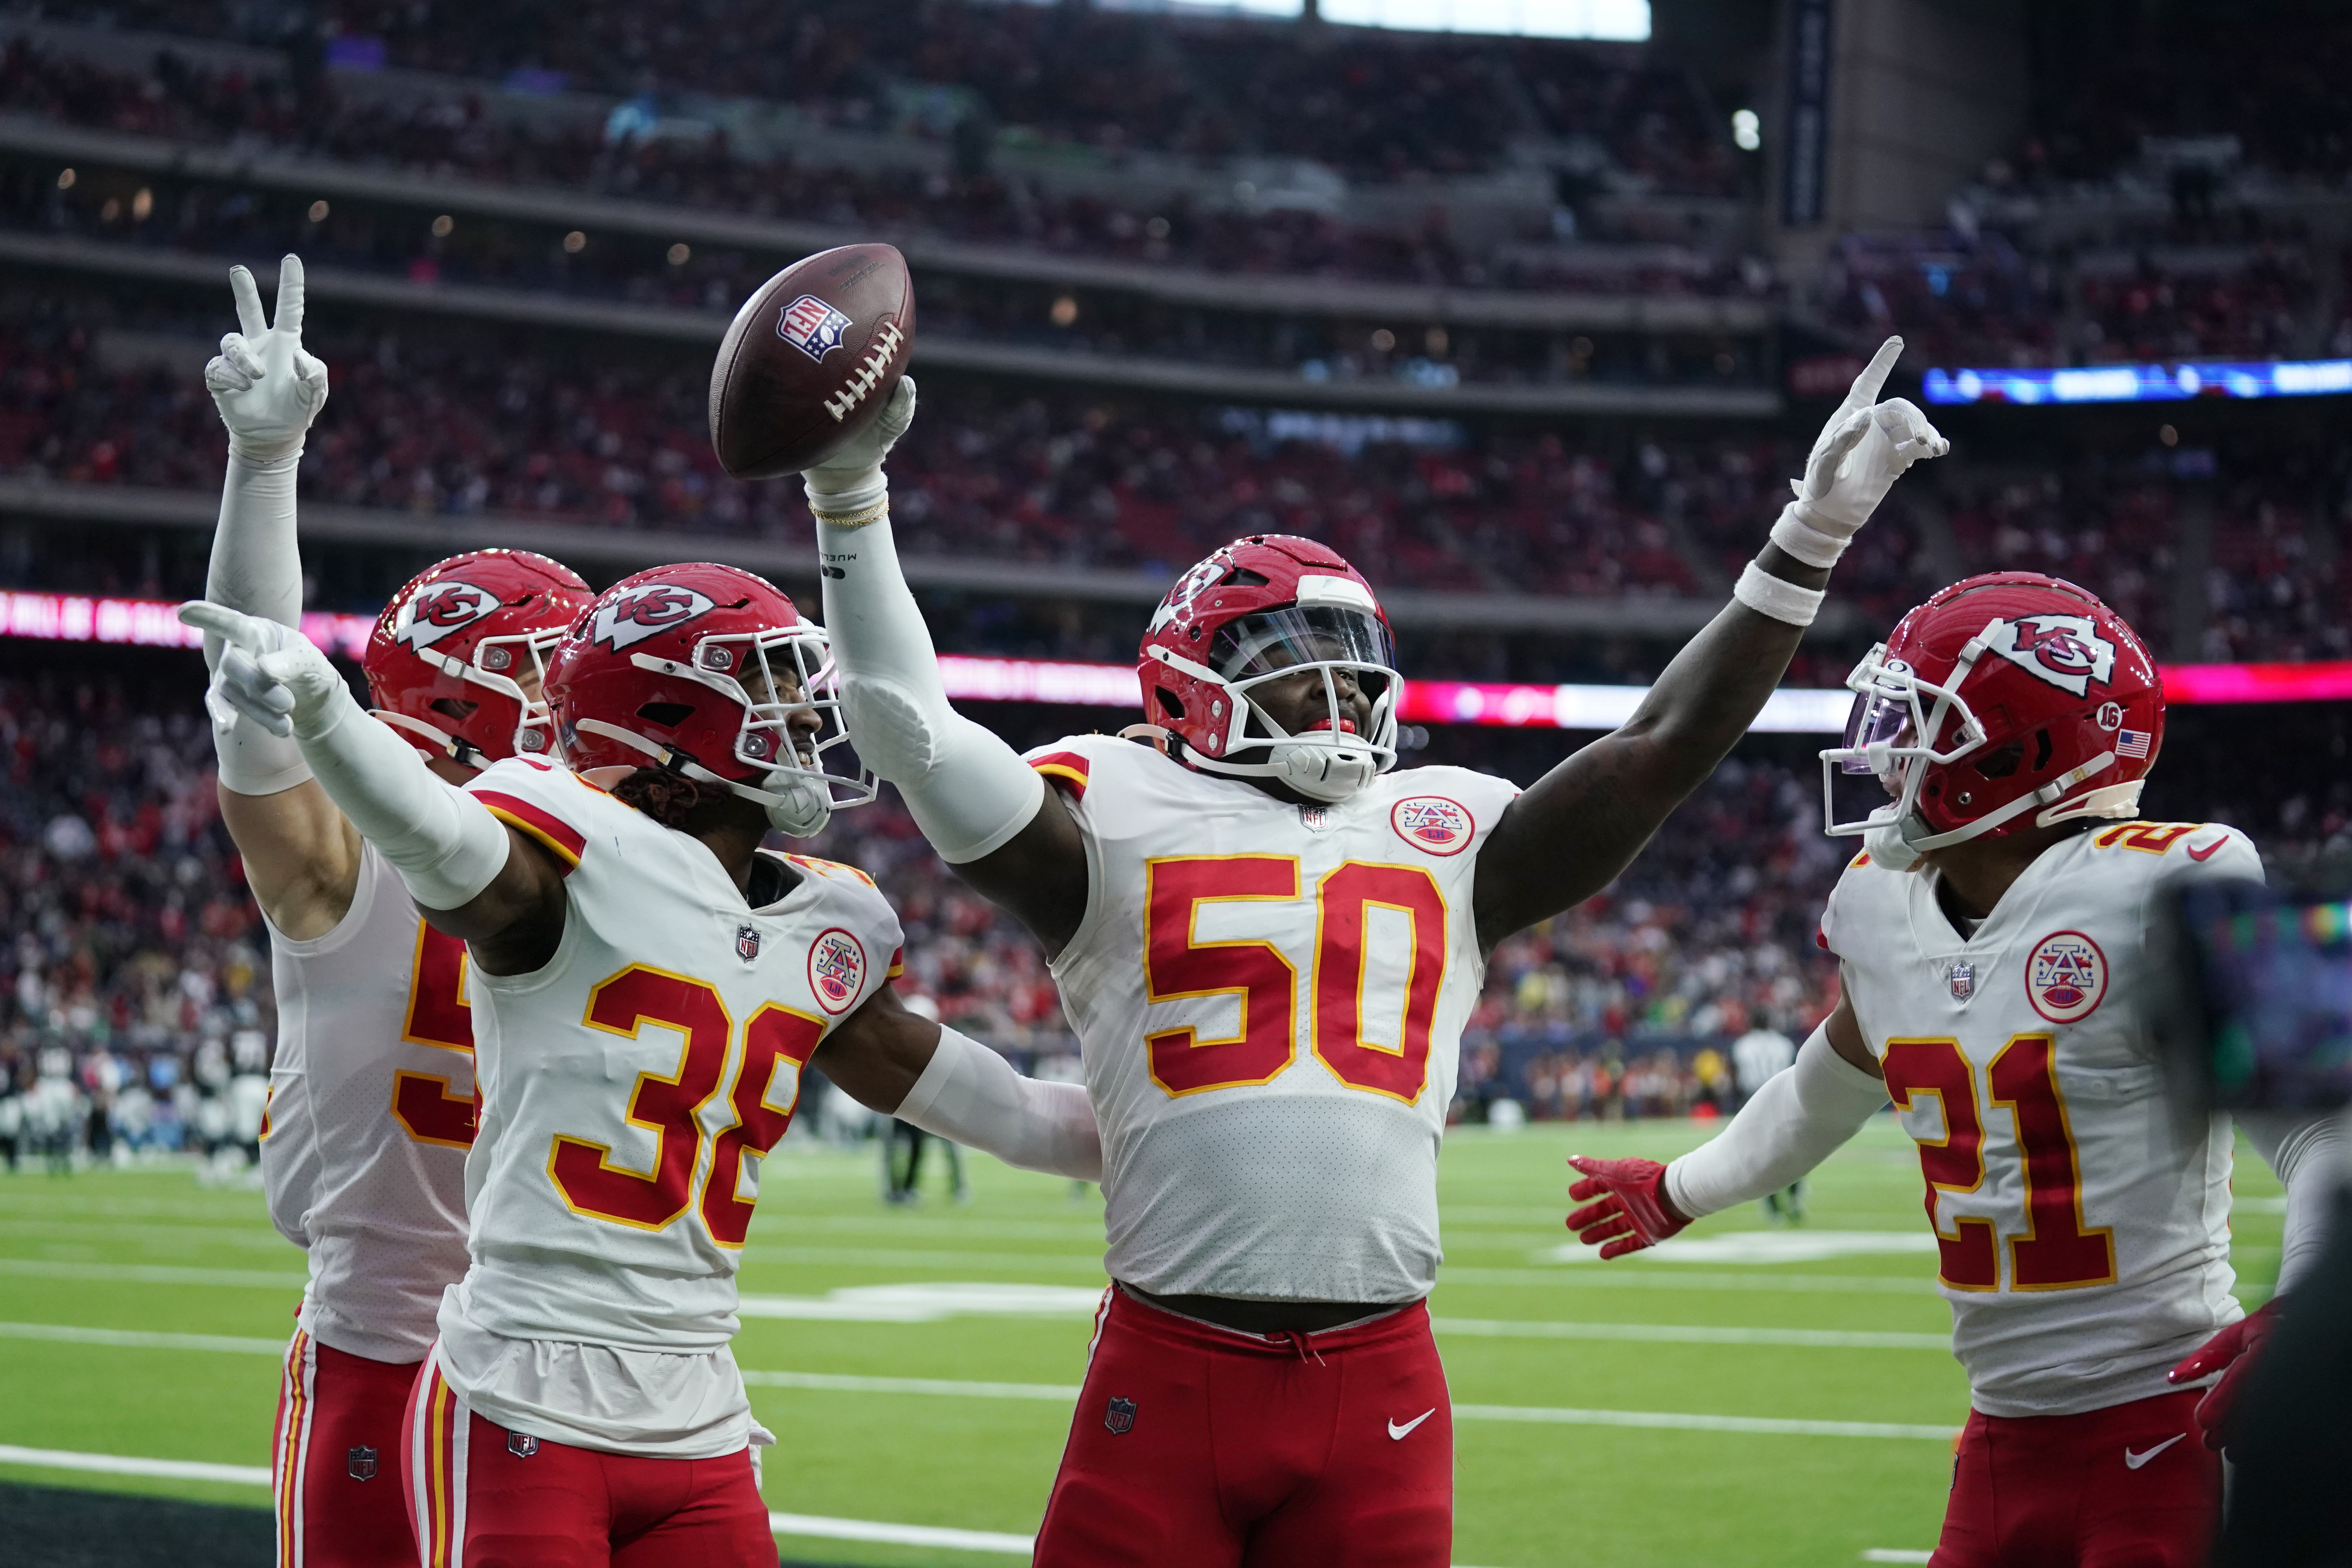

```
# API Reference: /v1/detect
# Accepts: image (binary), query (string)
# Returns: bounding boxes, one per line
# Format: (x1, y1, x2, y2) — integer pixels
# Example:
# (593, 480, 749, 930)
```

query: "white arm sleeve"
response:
(2240, 1111, 2346, 1296)
(1666, 1025, 1889, 1219)
(894, 1026, 1102, 1181)
(815, 513, 1045, 864)
(291, 685, 510, 911)
(203, 450, 313, 796)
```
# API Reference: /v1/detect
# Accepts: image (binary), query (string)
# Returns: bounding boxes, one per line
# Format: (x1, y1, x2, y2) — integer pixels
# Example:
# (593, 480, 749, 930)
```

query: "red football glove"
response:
(2168, 1298, 2279, 1452)
(1565, 1155, 1692, 1259)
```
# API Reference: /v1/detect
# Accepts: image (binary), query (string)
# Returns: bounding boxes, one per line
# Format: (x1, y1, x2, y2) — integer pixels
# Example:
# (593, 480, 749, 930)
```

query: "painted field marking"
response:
(0, 1443, 270, 1486)
(739, 1283, 1106, 1322)
(1862, 1552, 1935, 1563)
(1431, 1317, 1951, 1350)
(0, 1258, 307, 1290)
(0, 1321, 285, 1355)
(1441, 1265, 1938, 1295)
(1538, 1230, 1940, 1266)
(744, 1369, 1078, 1401)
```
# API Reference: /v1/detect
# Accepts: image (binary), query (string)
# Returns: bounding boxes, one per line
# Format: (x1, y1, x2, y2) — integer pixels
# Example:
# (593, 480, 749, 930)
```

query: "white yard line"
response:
(1432, 1317, 1951, 1350)
(0, 1320, 286, 1355)
(767, 1511, 1036, 1553)
(1862, 1552, 1935, 1563)
(0, 1443, 271, 1486)
(0, 1258, 306, 1290)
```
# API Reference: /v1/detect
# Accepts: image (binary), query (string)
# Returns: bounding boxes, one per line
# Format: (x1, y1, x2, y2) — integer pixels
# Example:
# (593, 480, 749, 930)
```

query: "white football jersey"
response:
(1031, 735, 1520, 1303)
(1821, 820, 2265, 1418)
(261, 841, 475, 1363)
(440, 756, 902, 1454)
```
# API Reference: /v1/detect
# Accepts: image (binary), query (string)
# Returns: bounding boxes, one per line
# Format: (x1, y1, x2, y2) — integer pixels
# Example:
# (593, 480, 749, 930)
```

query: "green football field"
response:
(0, 1119, 2284, 1568)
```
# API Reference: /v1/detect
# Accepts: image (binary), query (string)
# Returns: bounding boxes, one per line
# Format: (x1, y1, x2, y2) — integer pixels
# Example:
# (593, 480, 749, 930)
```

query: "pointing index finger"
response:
(227, 265, 267, 341)
(1844, 336, 1904, 412)
(176, 600, 262, 650)
(275, 254, 306, 337)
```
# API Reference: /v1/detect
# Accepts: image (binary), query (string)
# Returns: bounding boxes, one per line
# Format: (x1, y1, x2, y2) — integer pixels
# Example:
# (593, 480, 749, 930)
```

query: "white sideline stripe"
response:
(1443, 1266, 1936, 1295)
(1432, 1317, 1950, 1350)
(741, 1366, 1959, 1439)
(0, 1443, 272, 1486)
(1863, 1552, 1935, 1563)
(0, 1258, 307, 1290)
(768, 1511, 1035, 1553)
(0, 1321, 285, 1355)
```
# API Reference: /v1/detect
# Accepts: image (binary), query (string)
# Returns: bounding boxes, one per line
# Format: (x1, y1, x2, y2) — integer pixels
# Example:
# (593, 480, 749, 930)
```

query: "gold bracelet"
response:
(810, 500, 891, 529)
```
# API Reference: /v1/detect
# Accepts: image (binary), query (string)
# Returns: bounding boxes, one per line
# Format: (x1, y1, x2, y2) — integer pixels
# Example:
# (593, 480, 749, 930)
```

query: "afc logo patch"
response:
(1985, 615, 2118, 698)
(588, 583, 718, 652)
(808, 927, 867, 1014)
(394, 579, 500, 651)
(1104, 1396, 1138, 1435)
(346, 1445, 378, 1481)
(737, 924, 762, 963)
(1391, 795, 1472, 857)
(776, 294, 853, 362)
(2026, 930, 2107, 1024)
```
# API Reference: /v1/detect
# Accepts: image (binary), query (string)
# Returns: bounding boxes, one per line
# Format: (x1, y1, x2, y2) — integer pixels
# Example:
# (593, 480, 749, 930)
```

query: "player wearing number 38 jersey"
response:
(802, 353, 1947, 1565)
(182, 558, 1101, 1568)
(1564, 573, 2343, 1567)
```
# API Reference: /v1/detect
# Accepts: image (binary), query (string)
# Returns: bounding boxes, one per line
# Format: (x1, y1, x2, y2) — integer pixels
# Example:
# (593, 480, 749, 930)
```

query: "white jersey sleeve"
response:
(1824, 821, 2265, 1417)
(1030, 735, 1520, 1303)
(261, 840, 474, 1363)
(440, 757, 902, 1456)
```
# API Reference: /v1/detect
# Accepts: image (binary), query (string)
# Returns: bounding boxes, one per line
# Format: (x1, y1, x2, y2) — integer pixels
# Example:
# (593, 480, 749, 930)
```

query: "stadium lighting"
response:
(1731, 108, 1761, 151)
(1316, 0, 1648, 39)
(1925, 359, 2352, 406)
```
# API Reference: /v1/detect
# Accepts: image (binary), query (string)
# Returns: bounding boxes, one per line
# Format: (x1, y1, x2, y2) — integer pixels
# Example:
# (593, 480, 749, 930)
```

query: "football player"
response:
(191, 256, 594, 1567)
(801, 340, 1945, 1565)
(1563, 572, 2343, 1566)
(182, 559, 1100, 1567)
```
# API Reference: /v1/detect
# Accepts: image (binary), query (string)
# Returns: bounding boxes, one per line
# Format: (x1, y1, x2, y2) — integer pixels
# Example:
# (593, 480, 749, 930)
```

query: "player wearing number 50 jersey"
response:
(1565, 572, 2342, 1567)
(799, 350, 1946, 1565)
(183, 557, 1100, 1568)
(190, 254, 595, 1568)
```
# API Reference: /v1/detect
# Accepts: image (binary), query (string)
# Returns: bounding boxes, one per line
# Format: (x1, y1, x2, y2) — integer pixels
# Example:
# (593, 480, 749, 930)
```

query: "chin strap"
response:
(1883, 755, 2141, 859)
(570, 719, 833, 837)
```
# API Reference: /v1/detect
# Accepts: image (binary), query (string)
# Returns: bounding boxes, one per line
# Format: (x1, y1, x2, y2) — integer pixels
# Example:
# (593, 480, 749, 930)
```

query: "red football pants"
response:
(401, 1351, 775, 1568)
(1033, 1287, 1453, 1568)
(1931, 1388, 2219, 1567)
(272, 1328, 420, 1568)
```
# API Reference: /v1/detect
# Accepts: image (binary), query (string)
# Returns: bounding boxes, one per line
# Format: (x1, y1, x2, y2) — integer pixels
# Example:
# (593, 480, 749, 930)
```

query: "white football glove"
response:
(206, 255, 330, 467)
(801, 375, 916, 523)
(1769, 337, 1949, 568)
(177, 601, 352, 741)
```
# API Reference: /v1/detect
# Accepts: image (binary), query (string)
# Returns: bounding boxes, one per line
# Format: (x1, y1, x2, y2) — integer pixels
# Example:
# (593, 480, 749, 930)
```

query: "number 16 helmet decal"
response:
(544, 563, 876, 836)
(1137, 534, 1402, 803)
(1821, 571, 2163, 859)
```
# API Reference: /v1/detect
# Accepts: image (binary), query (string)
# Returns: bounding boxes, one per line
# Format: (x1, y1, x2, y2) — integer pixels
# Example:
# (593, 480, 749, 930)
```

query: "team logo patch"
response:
(1104, 1396, 1138, 1435)
(808, 927, 867, 1014)
(1948, 962, 1975, 1001)
(1145, 555, 1230, 636)
(775, 294, 852, 361)
(2025, 931, 2108, 1024)
(347, 1445, 377, 1481)
(394, 580, 499, 651)
(737, 924, 762, 963)
(1985, 615, 2118, 698)
(588, 583, 717, 652)
(507, 1432, 539, 1459)
(1391, 795, 1472, 857)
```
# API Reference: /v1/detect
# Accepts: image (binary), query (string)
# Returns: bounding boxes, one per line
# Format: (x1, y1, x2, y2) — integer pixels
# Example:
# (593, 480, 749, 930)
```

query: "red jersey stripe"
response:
(474, 791, 586, 869)
(1031, 751, 1091, 800)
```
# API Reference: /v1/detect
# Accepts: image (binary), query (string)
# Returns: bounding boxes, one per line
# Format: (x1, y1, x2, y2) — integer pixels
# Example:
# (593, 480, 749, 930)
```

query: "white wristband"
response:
(1768, 501, 1852, 569)
(1733, 561, 1824, 627)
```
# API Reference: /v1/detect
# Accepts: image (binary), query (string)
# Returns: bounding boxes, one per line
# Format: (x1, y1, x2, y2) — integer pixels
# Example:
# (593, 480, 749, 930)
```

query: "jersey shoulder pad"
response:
(1818, 847, 1906, 959)
(467, 756, 605, 872)
(797, 862, 908, 996)
(782, 852, 880, 890)
(1387, 763, 1521, 813)
(1022, 731, 1175, 804)
(2084, 820, 2263, 882)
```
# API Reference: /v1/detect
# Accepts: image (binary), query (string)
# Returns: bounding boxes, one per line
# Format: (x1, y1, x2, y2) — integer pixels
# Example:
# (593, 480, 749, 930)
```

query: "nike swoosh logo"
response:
(2187, 837, 2228, 862)
(1388, 1408, 1436, 1441)
(2125, 1434, 2186, 1469)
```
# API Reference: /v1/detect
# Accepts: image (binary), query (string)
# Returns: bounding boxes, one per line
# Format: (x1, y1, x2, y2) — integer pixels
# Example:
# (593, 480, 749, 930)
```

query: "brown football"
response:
(708, 243, 916, 480)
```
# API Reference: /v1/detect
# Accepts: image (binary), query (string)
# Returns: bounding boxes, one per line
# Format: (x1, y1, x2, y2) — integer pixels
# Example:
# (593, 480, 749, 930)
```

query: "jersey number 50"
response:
(1144, 855, 1446, 1103)
(551, 965, 826, 1247)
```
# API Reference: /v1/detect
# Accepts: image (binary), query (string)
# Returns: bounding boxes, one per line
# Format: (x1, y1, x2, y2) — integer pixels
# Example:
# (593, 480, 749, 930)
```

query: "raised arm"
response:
(192, 256, 359, 939)
(1473, 339, 1946, 951)
(176, 603, 569, 974)
(817, 982, 1102, 1180)
(806, 380, 1092, 953)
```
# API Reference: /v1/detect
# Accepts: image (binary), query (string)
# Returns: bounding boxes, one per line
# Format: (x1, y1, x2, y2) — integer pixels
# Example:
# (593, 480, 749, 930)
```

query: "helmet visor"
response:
(1211, 605, 1396, 690)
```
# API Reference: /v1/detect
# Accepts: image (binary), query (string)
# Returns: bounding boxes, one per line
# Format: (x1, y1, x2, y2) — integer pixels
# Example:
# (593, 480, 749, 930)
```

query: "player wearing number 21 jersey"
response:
(802, 358, 1947, 1565)
(183, 560, 1100, 1568)
(1565, 573, 2341, 1568)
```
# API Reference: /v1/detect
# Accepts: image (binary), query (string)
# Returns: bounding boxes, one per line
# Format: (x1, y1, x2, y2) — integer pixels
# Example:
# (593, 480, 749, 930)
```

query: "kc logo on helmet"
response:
(1985, 615, 2117, 698)
(1147, 555, 1230, 636)
(808, 927, 867, 1014)
(776, 294, 852, 362)
(394, 580, 499, 650)
(589, 584, 718, 652)
(2026, 930, 2107, 1024)
(1392, 795, 1472, 857)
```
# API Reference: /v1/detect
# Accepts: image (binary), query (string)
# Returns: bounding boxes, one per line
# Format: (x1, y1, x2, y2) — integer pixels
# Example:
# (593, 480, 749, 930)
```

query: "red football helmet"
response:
(1821, 571, 2164, 855)
(363, 549, 593, 769)
(1137, 534, 1401, 802)
(544, 563, 873, 834)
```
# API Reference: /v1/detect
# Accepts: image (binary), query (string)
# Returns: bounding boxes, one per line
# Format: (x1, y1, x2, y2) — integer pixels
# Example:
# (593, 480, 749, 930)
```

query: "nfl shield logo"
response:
(347, 1445, 378, 1481)
(508, 1432, 539, 1459)
(776, 294, 852, 362)
(1949, 962, 1975, 1001)
(737, 925, 762, 963)
(1104, 1396, 1137, 1435)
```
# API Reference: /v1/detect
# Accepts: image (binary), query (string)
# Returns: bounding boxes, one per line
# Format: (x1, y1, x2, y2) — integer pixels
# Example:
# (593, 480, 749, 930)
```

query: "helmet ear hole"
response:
(635, 701, 695, 728)
(430, 698, 478, 722)
(1155, 687, 1186, 722)
(2032, 728, 2054, 771)
(1973, 742, 2022, 780)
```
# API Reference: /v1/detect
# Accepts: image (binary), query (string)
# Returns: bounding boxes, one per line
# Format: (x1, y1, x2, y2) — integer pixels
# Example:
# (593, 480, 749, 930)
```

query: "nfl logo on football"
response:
(776, 294, 853, 362)
(808, 928, 867, 1014)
